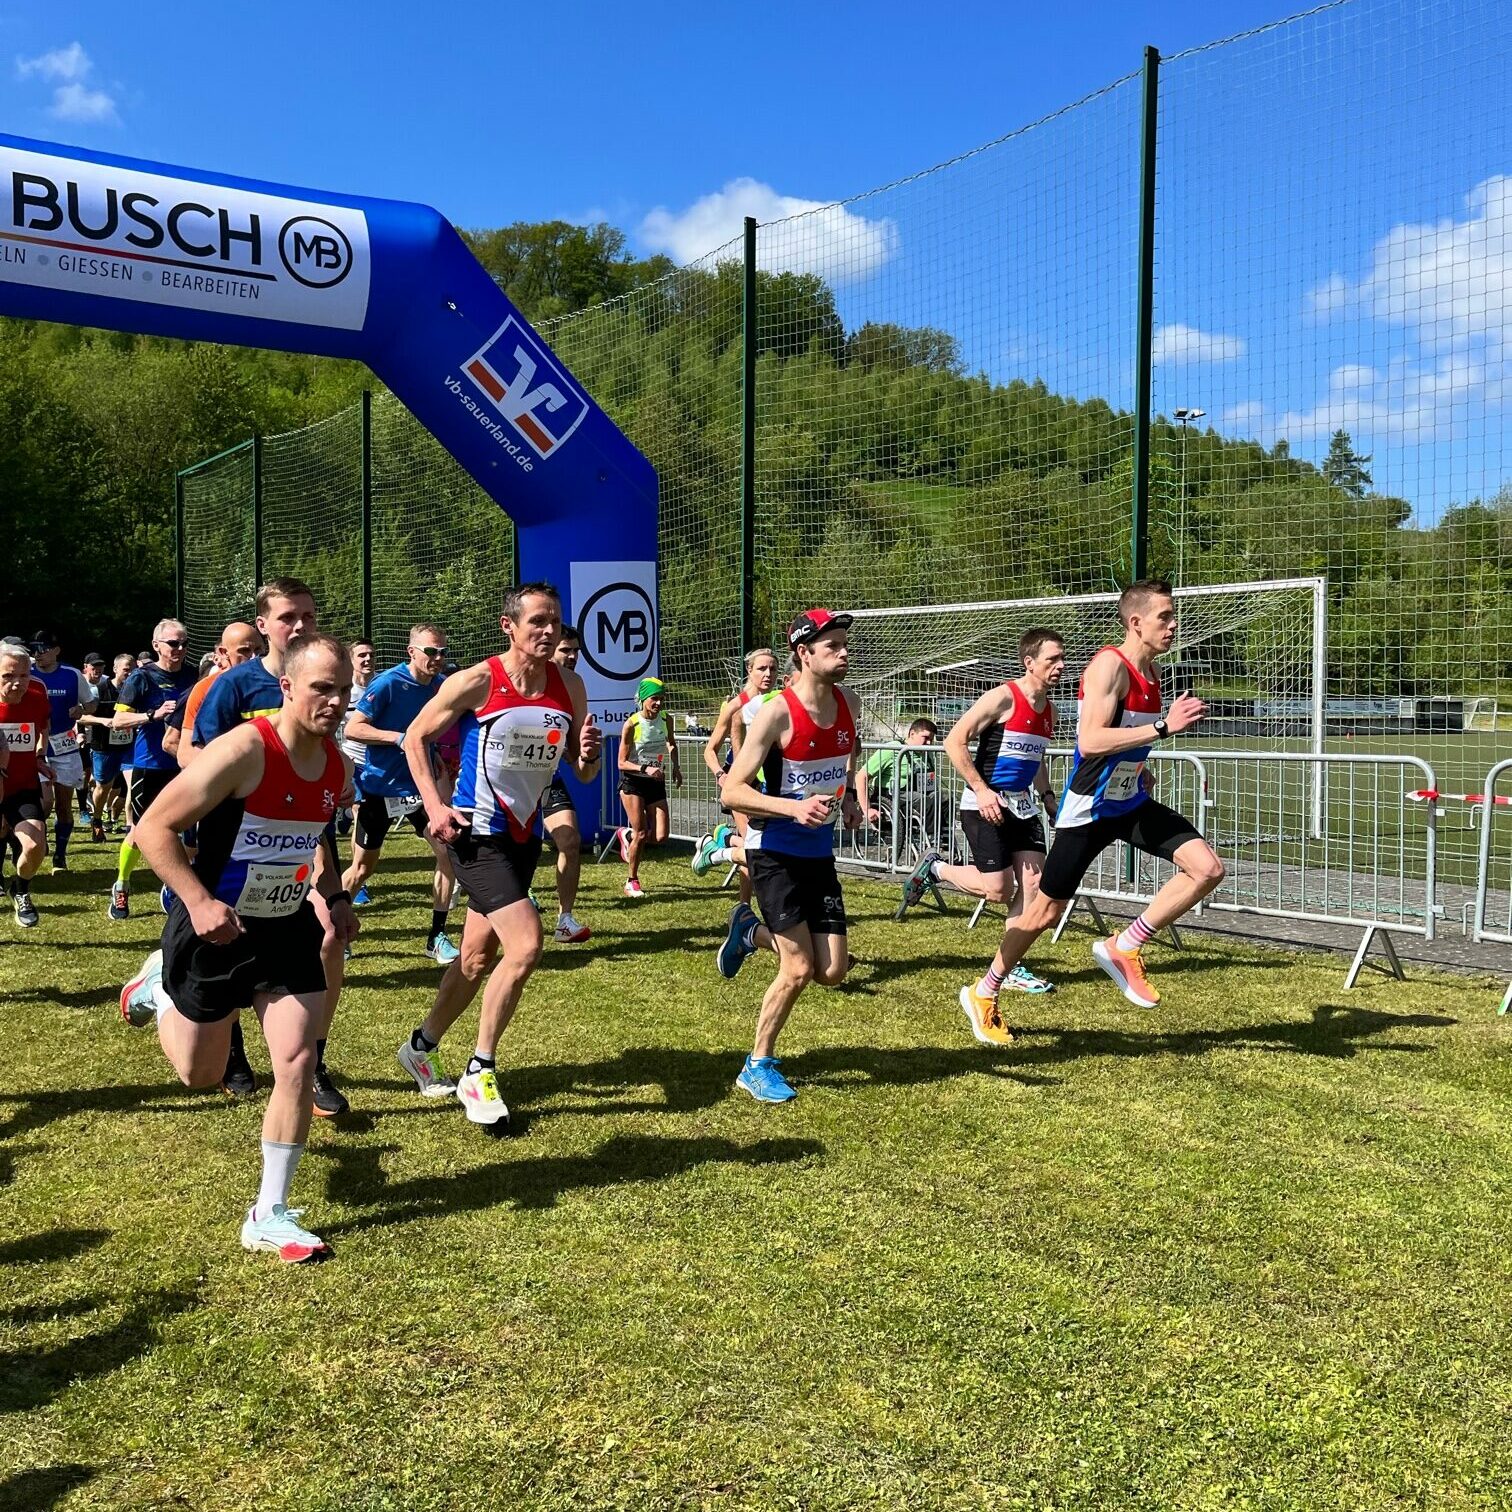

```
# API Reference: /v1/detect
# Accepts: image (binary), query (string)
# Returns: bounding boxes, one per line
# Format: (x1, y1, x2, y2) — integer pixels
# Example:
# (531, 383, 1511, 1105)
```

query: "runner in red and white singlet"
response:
(0, 645, 53, 928)
(716, 609, 863, 1105)
(954, 581, 1225, 1044)
(118, 633, 359, 1264)
(396, 582, 602, 1134)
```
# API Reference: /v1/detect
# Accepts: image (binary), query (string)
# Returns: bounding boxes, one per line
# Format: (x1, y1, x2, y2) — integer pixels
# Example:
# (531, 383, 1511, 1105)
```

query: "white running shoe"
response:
(623, 879, 645, 899)
(120, 948, 165, 1028)
(457, 1066, 511, 1129)
(398, 1039, 457, 1098)
(553, 911, 591, 943)
(239, 1204, 331, 1264)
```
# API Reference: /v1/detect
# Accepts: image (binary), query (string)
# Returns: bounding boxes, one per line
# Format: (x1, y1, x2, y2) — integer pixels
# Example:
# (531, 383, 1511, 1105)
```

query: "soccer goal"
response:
(842, 577, 1327, 750)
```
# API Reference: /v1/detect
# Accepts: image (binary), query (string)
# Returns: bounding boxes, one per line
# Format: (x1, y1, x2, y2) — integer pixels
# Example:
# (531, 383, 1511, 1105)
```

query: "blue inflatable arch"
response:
(0, 132, 659, 744)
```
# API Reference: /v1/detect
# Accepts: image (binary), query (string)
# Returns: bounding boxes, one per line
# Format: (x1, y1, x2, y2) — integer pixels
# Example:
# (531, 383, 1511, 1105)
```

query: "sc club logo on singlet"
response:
(455, 315, 589, 463)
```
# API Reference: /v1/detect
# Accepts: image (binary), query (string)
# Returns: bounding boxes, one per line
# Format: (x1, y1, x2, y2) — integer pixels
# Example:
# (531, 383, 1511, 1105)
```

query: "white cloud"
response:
(1151, 323, 1246, 365)
(1249, 177, 1511, 450)
(15, 42, 121, 126)
(16, 41, 90, 82)
(1224, 401, 1265, 430)
(639, 177, 897, 281)
(50, 81, 119, 125)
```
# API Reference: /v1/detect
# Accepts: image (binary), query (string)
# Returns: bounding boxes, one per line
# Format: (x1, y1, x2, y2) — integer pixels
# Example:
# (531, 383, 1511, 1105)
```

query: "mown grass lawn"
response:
(3, 833, 1511, 1511)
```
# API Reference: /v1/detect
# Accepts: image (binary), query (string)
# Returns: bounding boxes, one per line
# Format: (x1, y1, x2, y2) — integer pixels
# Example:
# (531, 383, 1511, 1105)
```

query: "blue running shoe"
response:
(159, 884, 175, 915)
(352, 886, 373, 907)
(717, 903, 759, 980)
(426, 932, 460, 966)
(737, 1055, 796, 1103)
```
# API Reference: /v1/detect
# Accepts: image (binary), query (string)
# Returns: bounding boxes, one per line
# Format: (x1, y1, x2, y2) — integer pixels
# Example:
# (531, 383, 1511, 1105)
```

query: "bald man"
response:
(172, 622, 262, 770)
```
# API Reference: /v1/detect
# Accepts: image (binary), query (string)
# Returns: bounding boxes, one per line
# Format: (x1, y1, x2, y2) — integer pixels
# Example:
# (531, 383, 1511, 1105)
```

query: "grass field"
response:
(5, 833, 1512, 1511)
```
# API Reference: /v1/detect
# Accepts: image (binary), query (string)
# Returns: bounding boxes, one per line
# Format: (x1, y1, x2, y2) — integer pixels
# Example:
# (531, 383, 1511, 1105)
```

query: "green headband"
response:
(637, 677, 665, 702)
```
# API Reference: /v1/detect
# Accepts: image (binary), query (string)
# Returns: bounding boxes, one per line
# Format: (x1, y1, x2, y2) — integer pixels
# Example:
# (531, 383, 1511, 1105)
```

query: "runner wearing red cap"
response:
(716, 609, 862, 1103)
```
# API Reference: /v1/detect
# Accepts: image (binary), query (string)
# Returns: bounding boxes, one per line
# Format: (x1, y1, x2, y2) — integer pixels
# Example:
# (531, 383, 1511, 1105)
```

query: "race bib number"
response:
(235, 862, 312, 920)
(48, 731, 78, 756)
(504, 727, 564, 772)
(1105, 760, 1144, 802)
(109, 725, 132, 746)
(384, 794, 422, 821)
(1003, 788, 1038, 821)
(0, 723, 36, 752)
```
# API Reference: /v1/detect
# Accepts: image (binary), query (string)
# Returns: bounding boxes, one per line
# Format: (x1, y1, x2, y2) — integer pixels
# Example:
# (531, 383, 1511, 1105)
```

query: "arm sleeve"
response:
(116, 670, 148, 713)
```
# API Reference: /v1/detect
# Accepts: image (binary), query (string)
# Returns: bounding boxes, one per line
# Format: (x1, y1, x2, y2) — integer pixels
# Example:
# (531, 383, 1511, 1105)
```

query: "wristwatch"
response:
(1153, 718, 1170, 740)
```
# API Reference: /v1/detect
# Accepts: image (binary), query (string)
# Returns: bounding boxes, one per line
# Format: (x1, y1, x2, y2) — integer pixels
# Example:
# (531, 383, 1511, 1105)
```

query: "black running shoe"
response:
(91, 821, 106, 844)
(311, 1062, 349, 1118)
(221, 1025, 257, 1099)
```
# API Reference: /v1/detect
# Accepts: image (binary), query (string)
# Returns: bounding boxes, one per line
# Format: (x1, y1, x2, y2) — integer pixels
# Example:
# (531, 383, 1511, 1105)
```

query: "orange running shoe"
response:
(958, 983, 1014, 1046)
(1090, 935, 1161, 1007)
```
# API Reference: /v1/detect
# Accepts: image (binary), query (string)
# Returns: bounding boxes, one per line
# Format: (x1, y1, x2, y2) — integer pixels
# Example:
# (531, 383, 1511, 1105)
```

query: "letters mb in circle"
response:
(279, 216, 353, 288)
(580, 582, 656, 682)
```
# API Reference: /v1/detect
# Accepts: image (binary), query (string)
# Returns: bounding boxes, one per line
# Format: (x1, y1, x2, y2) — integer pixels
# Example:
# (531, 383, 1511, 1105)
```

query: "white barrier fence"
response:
(598, 737, 1443, 988)
(1471, 758, 1512, 1014)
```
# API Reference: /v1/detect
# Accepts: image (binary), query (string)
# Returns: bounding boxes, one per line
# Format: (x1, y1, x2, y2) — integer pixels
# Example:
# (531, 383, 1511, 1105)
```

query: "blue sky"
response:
(4, 0, 1505, 518)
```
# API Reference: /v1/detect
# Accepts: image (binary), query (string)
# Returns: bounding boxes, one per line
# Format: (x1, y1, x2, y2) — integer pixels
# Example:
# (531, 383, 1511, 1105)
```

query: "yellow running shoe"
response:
(958, 983, 1014, 1047)
(1091, 935, 1161, 1007)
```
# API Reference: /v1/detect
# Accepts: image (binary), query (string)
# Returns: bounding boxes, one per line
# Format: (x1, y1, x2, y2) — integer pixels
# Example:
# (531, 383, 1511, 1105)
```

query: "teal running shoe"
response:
(691, 831, 720, 877)
(717, 903, 759, 979)
(426, 932, 460, 966)
(119, 948, 164, 1028)
(1005, 963, 1054, 994)
(239, 1204, 331, 1264)
(736, 1055, 796, 1103)
(897, 849, 941, 918)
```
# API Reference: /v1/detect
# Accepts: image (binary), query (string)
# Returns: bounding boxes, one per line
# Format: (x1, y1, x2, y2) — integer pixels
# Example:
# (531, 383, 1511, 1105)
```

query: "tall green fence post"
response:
(174, 472, 186, 623)
(740, 215, 758, 653)
(1131, 43, 1160, 582)
(252, 434, 264, 588)
(361, 389, 374, 643)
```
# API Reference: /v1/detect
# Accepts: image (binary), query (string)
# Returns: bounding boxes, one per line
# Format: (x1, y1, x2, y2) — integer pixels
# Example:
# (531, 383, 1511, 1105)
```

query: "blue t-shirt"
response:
(353, 663, 441, 798)
(38, 664, 92, 750)
(193, 659, 284, 748)
(118, 664, 197, 770)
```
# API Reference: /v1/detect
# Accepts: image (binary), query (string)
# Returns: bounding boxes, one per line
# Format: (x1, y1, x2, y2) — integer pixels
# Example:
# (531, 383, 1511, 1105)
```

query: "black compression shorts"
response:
(1038, 799, 1203, 902)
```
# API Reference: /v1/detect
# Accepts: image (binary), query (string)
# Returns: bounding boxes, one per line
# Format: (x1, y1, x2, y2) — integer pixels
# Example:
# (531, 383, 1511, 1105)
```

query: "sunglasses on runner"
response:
(414, 645, 448, 658)
(159, 638, 187, 649)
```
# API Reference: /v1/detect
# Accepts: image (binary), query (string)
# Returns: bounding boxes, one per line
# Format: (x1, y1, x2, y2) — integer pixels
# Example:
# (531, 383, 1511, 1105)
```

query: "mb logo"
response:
(579, 581, 656, 682)
(463, 316, 589, 461)
(279, 215, 353, 288)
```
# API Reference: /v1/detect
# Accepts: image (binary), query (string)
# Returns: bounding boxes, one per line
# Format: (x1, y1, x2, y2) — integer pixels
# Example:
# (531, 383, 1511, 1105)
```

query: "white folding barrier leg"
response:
(721, 863, 740, 890)
(1051, 893, 1108, 943)
(1163, 922, 1184, 951)
(596, 828, 621, 864)
(1499, 980, 1512, 1016)
(1344, 925, 1405, 989)
(967, 897, 989, 930)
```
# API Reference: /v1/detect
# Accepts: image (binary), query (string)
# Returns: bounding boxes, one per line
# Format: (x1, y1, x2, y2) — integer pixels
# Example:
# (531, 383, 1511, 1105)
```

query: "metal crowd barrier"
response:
(1471, 758, 1512, 1014)
(594, 731, 1443, 989)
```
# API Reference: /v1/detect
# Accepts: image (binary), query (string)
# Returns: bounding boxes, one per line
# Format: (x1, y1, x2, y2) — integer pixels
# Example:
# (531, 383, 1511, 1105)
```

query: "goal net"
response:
(841, 577, 1326, 752)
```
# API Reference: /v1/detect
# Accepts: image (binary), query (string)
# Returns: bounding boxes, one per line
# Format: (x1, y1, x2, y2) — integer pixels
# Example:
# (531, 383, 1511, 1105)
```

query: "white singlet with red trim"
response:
(453, 657, 574, 841)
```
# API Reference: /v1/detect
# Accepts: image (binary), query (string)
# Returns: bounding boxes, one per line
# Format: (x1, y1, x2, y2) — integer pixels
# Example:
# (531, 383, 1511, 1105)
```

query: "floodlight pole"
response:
(1131, 44, 1160, 583)
(740, 216, 758, 656)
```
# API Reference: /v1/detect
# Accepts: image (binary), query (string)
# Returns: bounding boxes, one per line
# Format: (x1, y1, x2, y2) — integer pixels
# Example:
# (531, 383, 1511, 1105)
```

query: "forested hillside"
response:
(2, 216, 1507, 697)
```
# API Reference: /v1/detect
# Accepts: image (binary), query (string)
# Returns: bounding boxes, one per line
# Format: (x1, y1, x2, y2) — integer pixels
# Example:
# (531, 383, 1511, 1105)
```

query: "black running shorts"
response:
(446, 829, 542, 915)
(353, 794, 428, 850)
(128, 766, 174, 826)
(1038, 799, 1203, 902)
(0, 788, 45, 828)
(749, 849, 847, 937)
(619, 771, 668, 804)
(542, 777, 576, 819)
(161, 900, 327, 1023)
(960, 808, 1047, 873)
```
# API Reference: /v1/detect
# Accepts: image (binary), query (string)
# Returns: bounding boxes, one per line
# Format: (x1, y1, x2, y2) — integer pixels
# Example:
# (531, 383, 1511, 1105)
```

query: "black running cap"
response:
(30, 628, 59, 649)
(83, 652, 106, 667)
(788, 608, 853, 648)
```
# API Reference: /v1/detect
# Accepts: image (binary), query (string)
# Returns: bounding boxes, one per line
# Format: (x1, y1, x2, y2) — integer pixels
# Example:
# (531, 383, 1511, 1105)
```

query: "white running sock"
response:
(150, 980, 174, 1021)
(711, 847, 735, 865)
(254, 1140, 304, 1221)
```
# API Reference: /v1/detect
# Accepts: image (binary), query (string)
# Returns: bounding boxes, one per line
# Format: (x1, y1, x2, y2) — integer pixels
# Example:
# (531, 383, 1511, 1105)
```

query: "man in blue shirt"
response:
(28, 630, 96, 872)
(339, 623, 459, 966)
(188, 577, 351, 1117)
(110, 619, 195, 917)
